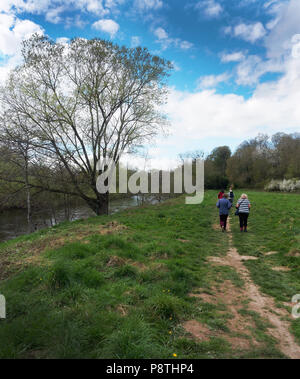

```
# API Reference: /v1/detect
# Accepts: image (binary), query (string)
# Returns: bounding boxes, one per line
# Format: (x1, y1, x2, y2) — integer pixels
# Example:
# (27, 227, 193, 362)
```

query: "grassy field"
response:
(0, 190, 299, 358)
(231, 191, 300, 346)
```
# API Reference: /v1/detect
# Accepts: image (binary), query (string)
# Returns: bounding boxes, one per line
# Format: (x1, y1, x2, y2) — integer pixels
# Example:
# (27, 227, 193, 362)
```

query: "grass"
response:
(231, 190, 300, 344)
(0, 190, 299, 358)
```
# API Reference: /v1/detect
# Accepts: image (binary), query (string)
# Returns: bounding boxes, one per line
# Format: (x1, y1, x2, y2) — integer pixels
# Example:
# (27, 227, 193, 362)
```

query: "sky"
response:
(0, 0, 300, 169)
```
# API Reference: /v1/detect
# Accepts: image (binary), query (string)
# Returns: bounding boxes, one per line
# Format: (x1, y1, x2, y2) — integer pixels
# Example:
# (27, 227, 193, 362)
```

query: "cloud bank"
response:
(165, 53, 300, 143)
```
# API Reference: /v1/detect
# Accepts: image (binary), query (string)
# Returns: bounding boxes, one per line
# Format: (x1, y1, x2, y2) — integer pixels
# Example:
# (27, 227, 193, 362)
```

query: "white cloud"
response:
(105, 0, 125, 9)
(221, 51, 245, 63)
(197, 72, 231, 89)
(266, 17, 280, 31)
(236, 55, 285, 86)
(0, 55, 19, 84)
(0, 1, 13, 13)
(264, 0, 288, 15)
(223, 25, 232, 35)
(179, 40, 193, 50)
(131, 36, 141, 47)
(204, 1, 222, 17)
(154, 27, 168, 40)
(232, 22, 267, 43)
(4, 0, 52, 14)
(77, 0, 109, 15)
(13, 18, 43, 39)
(153, 27, 193, 51)
(235, 55, 264, 85)
(120, 150, 180, 171)
(195, 0, 223, 18)
(92, 18, 119, 38)
(0, 14, 44, 83)
(0, 0, 116, 23)
(0, 0, 53, 15)
(0, 14, 17, 56)
(222, 1, 300, 86)
(0, 16, 44, 56)
(56, 37, 70, 44)
(45, 5, 64, 23)
(265, 0, 300, 58)
(221, 1, 300, 85)
(133, 0, 163, 12)
(65, 14, 87, 29)
(171, 61, 180, 72)
(0, 1, 118, 83)
(0, 11, 15, 29)
(164, 52, 300, 142)
(223, 52, 284, 86)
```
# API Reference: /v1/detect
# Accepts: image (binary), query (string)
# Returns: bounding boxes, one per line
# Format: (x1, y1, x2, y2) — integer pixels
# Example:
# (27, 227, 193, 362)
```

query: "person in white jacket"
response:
(236, 194, 251, 232)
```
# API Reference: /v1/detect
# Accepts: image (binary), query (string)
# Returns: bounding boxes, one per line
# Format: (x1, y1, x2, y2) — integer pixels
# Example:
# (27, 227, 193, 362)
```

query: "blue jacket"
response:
(216, 198, 232, 215)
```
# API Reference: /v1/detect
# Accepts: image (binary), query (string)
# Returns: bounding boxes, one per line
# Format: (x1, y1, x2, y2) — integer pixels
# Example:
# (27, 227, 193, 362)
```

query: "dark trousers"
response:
(239, 213, 249, 228)
(220, 214, 228, 229)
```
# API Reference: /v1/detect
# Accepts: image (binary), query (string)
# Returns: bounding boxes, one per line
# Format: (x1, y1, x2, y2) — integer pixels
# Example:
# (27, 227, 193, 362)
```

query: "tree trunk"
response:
(97, 193, 109, 215)
(25, 156, 32, 233)
(98, 193, 109, 215)
(86, 193, 109, 216)
(64, 193, 71, 221)
(87, 167, 110, 215)
(26, 185, 32, 233)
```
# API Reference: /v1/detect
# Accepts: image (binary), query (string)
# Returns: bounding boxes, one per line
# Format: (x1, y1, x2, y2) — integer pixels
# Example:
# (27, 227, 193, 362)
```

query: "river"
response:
(0, 195, 161, 242)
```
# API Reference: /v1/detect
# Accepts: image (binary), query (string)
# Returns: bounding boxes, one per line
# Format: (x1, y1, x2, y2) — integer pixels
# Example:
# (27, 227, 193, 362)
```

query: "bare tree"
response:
(0, 35, 172, 215)
(0, 113, 38, 232)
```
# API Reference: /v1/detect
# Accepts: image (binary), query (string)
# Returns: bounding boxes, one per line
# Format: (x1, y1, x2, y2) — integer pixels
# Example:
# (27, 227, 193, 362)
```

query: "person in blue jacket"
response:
(216, 193, 232, 232)
(228, 186, 234, 204)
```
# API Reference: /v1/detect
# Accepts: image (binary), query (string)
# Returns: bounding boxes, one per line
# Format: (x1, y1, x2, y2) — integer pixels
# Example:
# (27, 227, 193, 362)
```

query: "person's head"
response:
(229, 186, 233, 190)
(221, 190, 224, 193)
(241, 193, 248, 199)
(223, 193, 229, 199)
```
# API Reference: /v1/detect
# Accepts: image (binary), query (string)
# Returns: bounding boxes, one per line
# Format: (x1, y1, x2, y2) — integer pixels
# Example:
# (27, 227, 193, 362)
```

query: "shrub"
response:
(265, 178, 300, 192)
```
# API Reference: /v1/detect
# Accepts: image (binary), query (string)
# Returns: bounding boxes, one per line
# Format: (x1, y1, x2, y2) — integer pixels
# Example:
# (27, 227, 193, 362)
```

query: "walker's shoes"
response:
(244, 229, 248, 232)
(240, 228, 243, 232)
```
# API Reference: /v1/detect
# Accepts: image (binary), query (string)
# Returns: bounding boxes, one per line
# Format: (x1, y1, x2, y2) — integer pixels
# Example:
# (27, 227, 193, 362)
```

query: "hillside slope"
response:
(0, 191, 299, 358)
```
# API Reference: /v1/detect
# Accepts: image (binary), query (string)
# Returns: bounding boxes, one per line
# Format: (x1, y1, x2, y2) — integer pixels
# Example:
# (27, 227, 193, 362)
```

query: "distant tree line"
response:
(226, 133, 300, 189)
(1, 132, 299, 213)
(200, 132, 300, 190)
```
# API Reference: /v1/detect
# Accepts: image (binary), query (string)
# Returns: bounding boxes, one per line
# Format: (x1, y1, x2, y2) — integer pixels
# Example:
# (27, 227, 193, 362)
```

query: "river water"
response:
(0, 195, 159, 242)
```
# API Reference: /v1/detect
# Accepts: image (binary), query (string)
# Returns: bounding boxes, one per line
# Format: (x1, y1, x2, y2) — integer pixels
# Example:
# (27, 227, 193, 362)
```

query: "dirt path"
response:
(184, 217, 300, 358)
(208, 218, 300, 359)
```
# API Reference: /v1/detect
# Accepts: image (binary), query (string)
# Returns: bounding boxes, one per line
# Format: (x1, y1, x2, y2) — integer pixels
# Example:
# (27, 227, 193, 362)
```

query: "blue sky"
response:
(1, 0, 300, 168)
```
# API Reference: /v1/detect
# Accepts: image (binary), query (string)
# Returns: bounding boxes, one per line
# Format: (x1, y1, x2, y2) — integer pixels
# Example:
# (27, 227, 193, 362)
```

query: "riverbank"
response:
(0, 194, 169, 242)
(0, 190, 299, 358)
